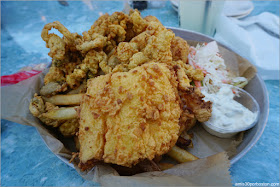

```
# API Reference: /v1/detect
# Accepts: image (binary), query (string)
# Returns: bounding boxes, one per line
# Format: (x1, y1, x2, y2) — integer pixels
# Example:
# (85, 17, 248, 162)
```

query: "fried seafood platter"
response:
(29, 10, 213, 174)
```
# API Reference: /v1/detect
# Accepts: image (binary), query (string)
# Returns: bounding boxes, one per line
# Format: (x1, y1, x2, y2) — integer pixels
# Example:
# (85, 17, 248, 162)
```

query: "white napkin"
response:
(223, 0, 254, 18)
(214, 12, 279, 80)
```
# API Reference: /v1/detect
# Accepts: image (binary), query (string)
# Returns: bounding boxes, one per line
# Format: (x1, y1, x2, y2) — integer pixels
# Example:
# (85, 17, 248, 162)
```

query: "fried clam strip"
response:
(76, 33, 107, 54)
(43, 66, 66, 85)
(42, 21, 74, 44)
(64, 50, 108, 90)
(47, 34, 66, 60)
(124, 21, 174, 69)
(41, 21, 75, 58)
(41, 21, 99, 93)
(41, 22, 98, 81)
(43, 49, 107, 95)
(40, 82, 68, 97)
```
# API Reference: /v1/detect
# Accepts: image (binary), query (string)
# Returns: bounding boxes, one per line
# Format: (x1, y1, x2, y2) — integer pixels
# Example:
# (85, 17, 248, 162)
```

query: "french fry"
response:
(167, 145, 198, 163)
(41, 106, 78, 120)
(158, 163, 174, 170)
(43, 94, 83, 105)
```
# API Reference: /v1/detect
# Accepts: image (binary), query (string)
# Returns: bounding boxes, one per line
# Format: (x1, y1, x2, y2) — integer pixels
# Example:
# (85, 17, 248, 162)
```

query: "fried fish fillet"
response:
(79, 62, 181, 168)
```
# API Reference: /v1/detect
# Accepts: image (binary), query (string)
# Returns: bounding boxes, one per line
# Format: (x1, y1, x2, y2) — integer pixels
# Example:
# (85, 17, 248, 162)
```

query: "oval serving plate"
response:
(38, 27, 269, 167)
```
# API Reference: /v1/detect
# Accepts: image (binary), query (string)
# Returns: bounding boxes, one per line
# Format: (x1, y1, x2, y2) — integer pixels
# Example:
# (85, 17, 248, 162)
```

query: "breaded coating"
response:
(79, 63, 181, 168)
(66, 69, 87, 89)
(142, 22, 174, 64)
(88, 11, 132, 51)
(144, 15, 161, 24)
(44, 66, 65, 85)
(80, 50, 107, 75)
(76, 33, 107, 53)
(130, 10, 148, 35)
(172, 64, 211, 132)
(168, 60, 204, 82)
(128, 52, 149, 69)
(117, 42, 138, 62)
(47, 34, 66, 60)
(171, 36, 189, 64)
(59, 119, 79, 137)
(179, 87, 212, 123)
(39, 82, 68, 97)
(114, 19, 175, 70)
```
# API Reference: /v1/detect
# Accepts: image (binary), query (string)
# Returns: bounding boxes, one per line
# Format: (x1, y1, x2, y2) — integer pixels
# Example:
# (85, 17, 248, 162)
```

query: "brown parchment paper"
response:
(1, 41, 256, 186)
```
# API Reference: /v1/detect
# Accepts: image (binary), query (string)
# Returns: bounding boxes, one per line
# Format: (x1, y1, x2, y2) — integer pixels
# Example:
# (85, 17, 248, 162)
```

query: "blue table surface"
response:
(1, 1, 279, 186)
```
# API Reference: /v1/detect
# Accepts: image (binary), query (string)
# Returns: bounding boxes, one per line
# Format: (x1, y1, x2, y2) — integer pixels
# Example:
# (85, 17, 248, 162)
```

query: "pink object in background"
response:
(1, 63, 47, 86)
(1, 70, 42, 86)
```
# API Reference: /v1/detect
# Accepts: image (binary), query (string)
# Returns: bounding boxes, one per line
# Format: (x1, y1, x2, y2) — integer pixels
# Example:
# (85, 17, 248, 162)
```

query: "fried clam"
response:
(40, 81, 68, 97)
(80, 50, 108, 75)
(109, 13, 175, 71)
(171, 36, 190, 64)
(41, 21, 76, 56)
(87, 11, 132, 53)
(59, 118, 79, 137)
(47, 34, 66, 60)
(179, 86, 212, 123)
(76, 33, 107, 54)
(29, 94, 79, 135)
(172, 63, 212, 133)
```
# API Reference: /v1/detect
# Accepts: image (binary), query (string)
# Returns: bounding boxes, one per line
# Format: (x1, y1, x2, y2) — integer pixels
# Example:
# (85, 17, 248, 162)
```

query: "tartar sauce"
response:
(201, 85, 257, 132)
